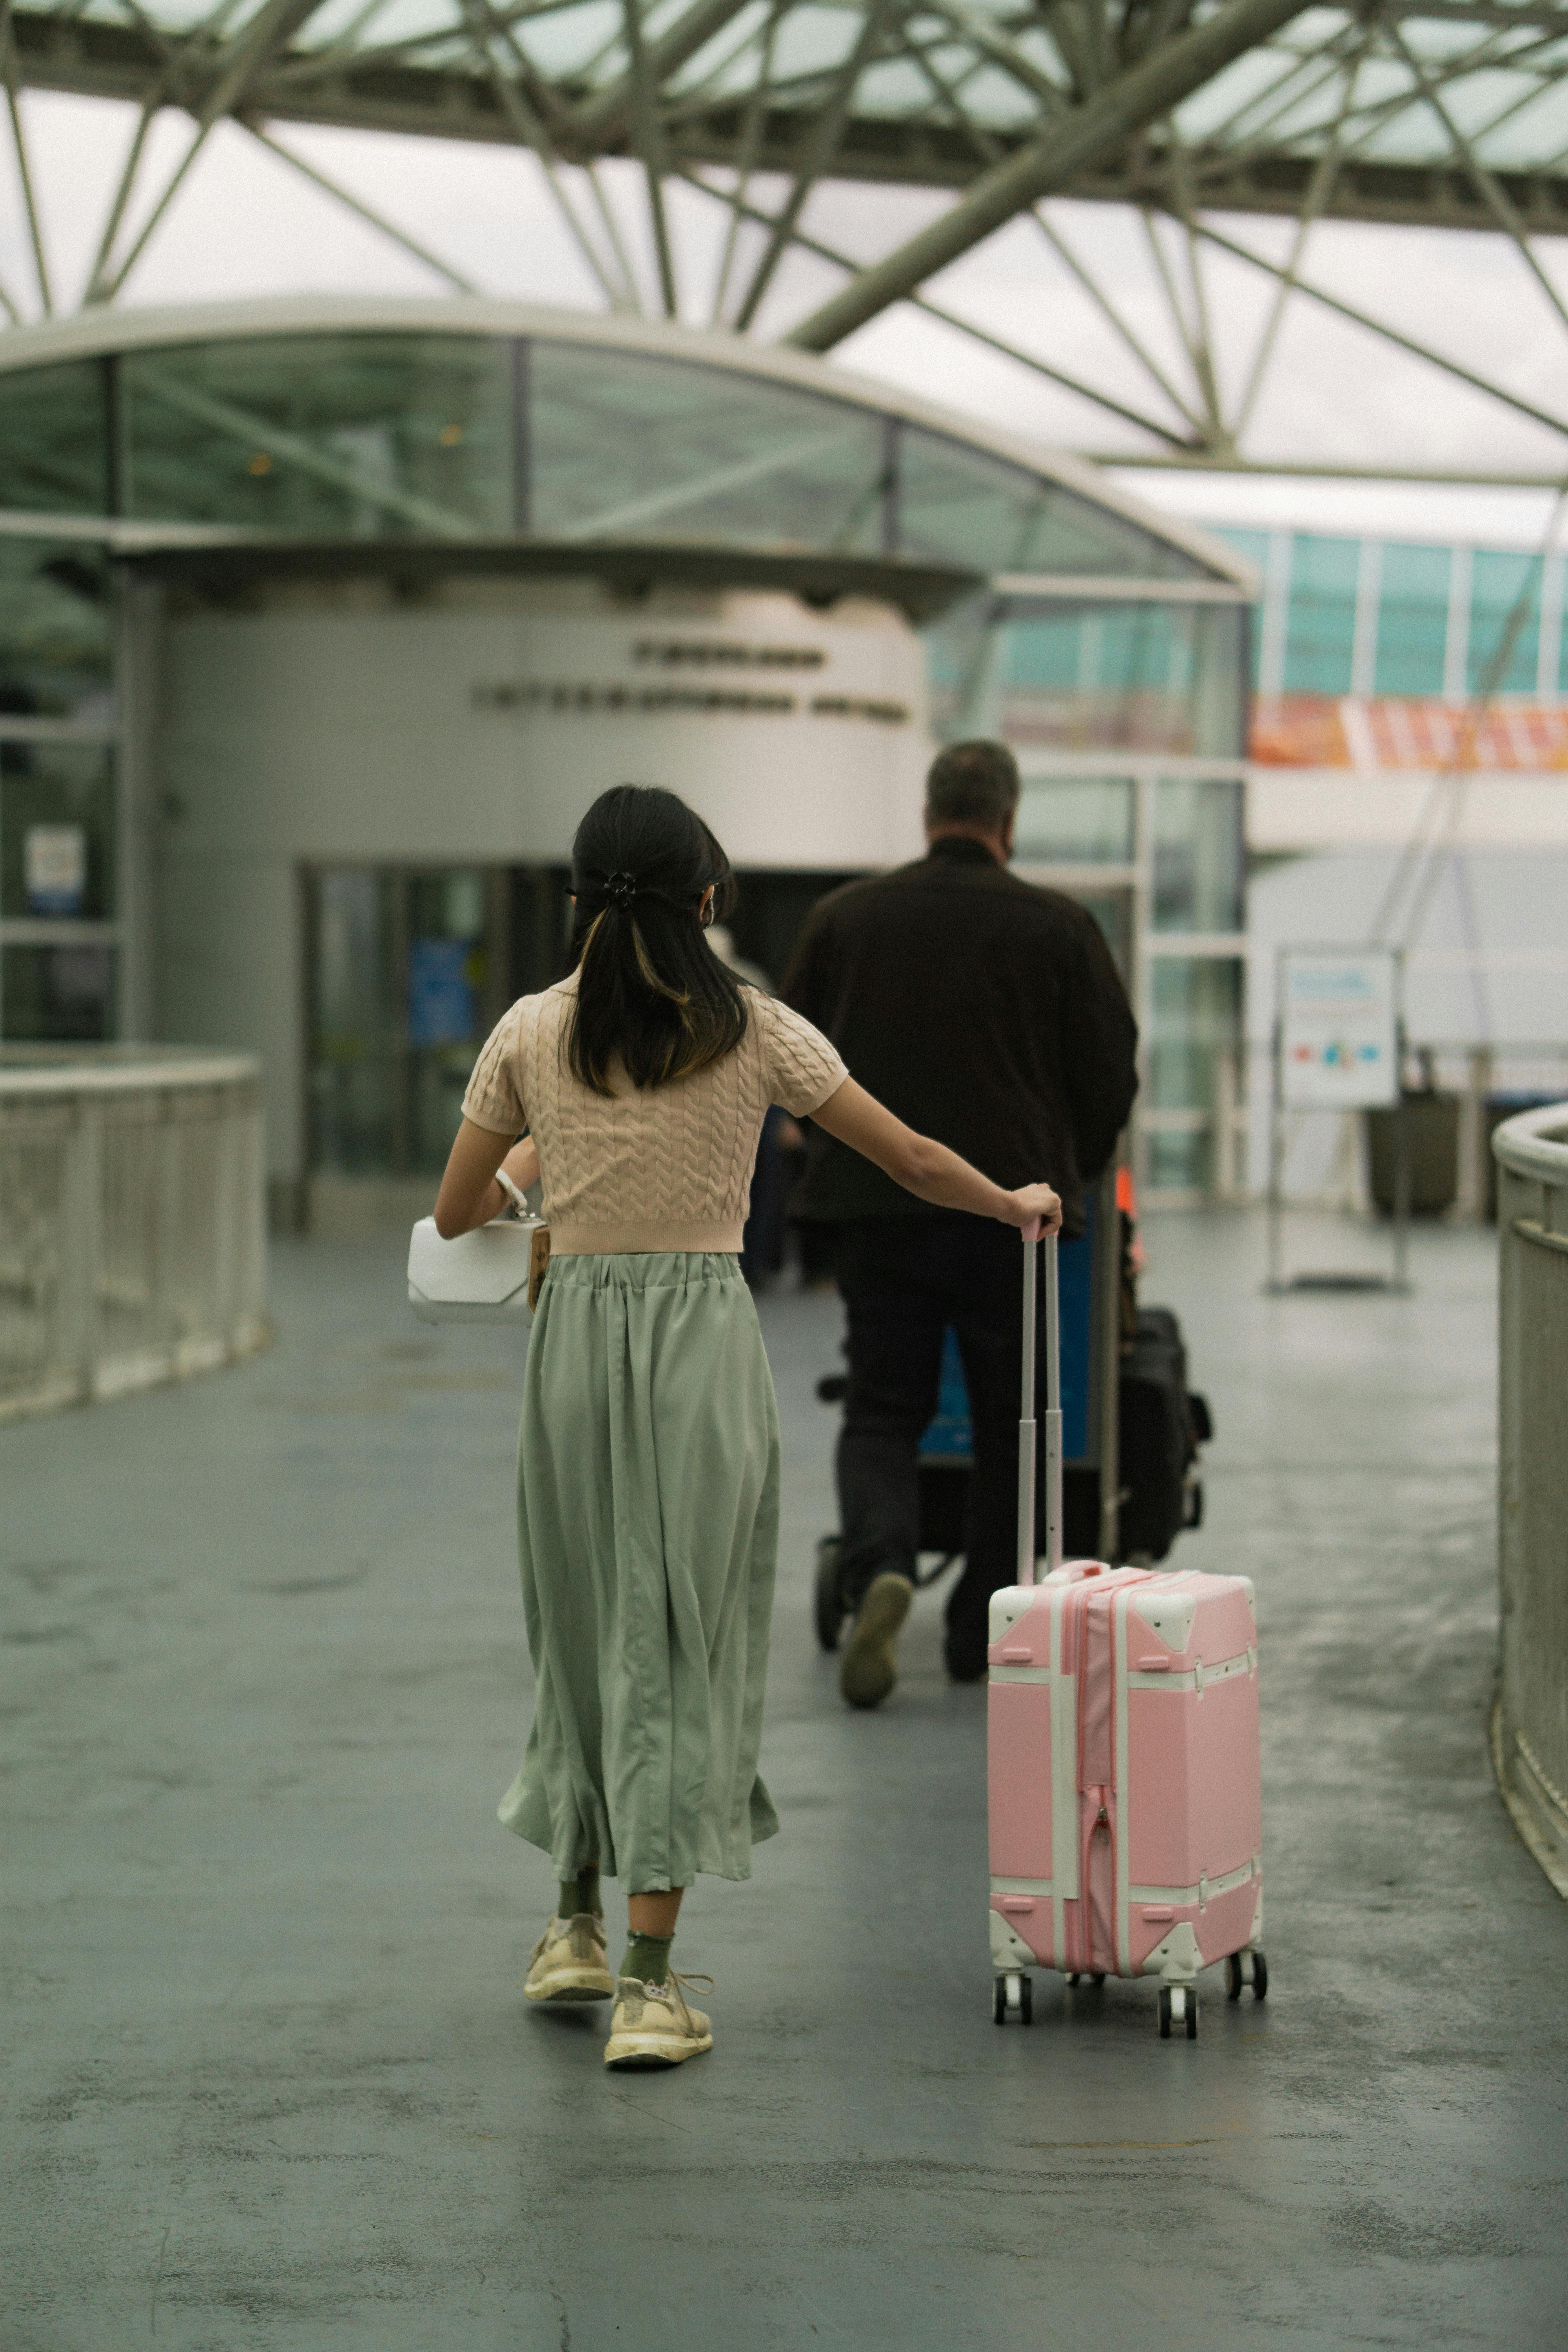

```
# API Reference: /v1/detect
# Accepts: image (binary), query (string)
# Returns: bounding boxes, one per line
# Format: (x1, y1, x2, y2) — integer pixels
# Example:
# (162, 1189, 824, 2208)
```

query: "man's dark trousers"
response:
(836, 1210, 1042, 1679)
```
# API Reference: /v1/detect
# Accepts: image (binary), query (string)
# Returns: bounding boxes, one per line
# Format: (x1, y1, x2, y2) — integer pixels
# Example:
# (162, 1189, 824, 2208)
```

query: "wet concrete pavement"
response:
(4, 1211, 1566, 2350)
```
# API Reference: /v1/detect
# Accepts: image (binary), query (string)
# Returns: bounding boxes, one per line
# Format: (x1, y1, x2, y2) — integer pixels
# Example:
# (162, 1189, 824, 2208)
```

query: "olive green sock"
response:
(559, 1866, 601, 1921)
(621, 1931, 673, 1988)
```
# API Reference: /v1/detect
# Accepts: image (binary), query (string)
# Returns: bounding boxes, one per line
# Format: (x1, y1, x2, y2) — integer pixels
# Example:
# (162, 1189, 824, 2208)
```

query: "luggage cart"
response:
(813, 1171, 1121, 1650)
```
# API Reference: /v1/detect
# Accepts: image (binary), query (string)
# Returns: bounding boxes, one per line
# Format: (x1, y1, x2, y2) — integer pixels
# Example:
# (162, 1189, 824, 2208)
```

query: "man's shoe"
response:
(839, 1571, 913, 1710)
(603, 1973, 714, 2069)
(523, 1913, 614, 2004)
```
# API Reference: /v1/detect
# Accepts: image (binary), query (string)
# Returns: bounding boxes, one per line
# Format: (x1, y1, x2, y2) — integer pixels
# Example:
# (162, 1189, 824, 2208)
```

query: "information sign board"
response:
(1279, 947, 1400, 1110)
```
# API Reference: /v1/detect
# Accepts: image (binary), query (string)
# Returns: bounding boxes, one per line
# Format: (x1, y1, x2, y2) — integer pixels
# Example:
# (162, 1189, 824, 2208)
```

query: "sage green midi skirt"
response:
(497, 1251, 782, 1893)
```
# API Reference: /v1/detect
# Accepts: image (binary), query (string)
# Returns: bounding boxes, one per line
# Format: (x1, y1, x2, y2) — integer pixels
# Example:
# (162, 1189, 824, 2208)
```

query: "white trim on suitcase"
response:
(1129, 1856, 1258, 1908)
(1052, 1586, 1079, 1907)
(1114, 1587, 1131, 1975)
(1126, 1650, 1255, 1693)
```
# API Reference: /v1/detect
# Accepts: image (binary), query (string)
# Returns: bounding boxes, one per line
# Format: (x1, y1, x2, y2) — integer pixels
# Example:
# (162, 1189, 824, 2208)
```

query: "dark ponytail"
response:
(566, 785, 748, 1094)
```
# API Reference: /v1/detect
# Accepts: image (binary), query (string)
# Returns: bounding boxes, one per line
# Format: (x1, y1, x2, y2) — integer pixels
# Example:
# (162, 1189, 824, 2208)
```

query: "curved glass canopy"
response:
(0, 321, 1225, 579)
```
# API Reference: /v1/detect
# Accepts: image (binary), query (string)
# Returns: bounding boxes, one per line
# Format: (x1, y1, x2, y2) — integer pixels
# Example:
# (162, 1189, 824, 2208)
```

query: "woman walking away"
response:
(434, 786, 1060, 2072)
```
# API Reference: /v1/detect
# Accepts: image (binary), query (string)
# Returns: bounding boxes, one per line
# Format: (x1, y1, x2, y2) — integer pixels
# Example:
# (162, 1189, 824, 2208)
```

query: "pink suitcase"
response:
(987, 1230, 1267, 2039)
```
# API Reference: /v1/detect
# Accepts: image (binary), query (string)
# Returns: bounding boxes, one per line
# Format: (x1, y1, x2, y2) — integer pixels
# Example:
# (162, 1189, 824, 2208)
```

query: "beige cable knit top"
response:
(461, 967, 849, 1256)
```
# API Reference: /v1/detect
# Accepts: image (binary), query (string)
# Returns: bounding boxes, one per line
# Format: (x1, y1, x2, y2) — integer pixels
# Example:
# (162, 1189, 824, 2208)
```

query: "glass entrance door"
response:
(305, 866, 550, 1180)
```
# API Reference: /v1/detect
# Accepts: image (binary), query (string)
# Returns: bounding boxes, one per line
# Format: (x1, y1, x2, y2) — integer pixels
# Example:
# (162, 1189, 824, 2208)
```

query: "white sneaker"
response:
(523, 1913, 614, 2004)
(603, 1972, 714, 2069)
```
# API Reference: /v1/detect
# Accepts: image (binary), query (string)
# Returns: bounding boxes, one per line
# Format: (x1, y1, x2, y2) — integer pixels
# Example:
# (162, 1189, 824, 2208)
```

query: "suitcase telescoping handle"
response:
(1016, 1229, 1063, 1590)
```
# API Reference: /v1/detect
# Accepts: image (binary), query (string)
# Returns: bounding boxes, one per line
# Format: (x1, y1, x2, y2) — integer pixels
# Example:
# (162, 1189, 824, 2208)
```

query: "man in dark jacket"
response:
(785, 739, 1138, 1707)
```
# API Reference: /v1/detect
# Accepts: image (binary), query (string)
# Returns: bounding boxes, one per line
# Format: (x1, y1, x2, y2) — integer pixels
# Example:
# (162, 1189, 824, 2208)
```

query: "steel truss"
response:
(7, 0, 1568, 481)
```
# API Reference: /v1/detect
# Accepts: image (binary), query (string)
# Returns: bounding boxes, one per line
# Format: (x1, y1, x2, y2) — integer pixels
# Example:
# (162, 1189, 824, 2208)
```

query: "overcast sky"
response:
(6, 89, 1568, 552)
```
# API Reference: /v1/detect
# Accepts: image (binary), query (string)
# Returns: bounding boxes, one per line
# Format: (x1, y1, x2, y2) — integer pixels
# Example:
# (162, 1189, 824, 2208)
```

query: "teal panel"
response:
(1468, 549, 1541, 697)
(1375, 543, 1451, 697)
(1283, 534, 1359, 695)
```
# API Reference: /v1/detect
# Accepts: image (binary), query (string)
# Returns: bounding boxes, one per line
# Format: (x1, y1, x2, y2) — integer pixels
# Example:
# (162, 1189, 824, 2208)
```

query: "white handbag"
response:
(407, 1171, 550, 1325)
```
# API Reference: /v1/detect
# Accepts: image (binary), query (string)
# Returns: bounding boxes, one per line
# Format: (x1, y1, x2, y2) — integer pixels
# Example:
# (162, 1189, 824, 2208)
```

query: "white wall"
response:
(150, 579, 932, 1180)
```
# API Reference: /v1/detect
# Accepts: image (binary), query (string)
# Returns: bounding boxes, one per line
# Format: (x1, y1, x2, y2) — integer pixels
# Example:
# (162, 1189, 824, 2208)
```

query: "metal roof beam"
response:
(780, 0, 1318, 351)
(567, 0, 757, 149)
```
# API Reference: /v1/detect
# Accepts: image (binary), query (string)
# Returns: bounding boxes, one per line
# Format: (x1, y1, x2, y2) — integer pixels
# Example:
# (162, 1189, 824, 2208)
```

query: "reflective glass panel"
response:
(1, 942, 117, 1042)
(1, 742, 116, 921)
(309, 869, 401, 1177)
(0, 539, 115, 720)
(1283, 534, 1358, 694)
(1153, 777, 1243, 933)
(1468, 550, 1541, 697)
(308, 866, 512, 1178)
(1147, 957, 1242, 1189)
(898, 430, 1210, 577)
(1375, 543, 1451, 698)
(530, 345, 886, 551)
(122, 336, 515, 533)
(0, 361, 110, 514)
(1014, 776, 1134, 864)
(955, 603, 1245, 755)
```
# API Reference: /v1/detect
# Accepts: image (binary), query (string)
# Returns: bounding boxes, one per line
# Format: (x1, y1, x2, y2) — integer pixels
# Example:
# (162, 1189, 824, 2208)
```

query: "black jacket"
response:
(783, 837, 1138, 1234)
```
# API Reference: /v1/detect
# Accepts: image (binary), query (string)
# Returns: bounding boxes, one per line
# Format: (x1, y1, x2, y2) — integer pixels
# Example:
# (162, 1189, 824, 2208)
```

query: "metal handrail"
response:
(0, 1051, 268, 1423)
(0, 1050, 258, 1100)
(1492, 1097, 1568, 1897)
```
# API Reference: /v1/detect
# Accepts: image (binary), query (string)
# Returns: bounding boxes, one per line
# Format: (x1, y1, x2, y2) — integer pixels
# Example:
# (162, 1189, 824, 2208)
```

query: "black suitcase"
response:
(1117, 1306, 1211, 1563)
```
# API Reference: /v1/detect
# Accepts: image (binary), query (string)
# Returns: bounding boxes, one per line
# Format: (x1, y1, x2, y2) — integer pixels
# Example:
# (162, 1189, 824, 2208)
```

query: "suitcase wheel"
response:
(1158, 1985, 1198, 2039)
(993, 1971, 1032, 2026)
(813, 1537, 848, 1652)
(1225, 1948, 1269, 2002)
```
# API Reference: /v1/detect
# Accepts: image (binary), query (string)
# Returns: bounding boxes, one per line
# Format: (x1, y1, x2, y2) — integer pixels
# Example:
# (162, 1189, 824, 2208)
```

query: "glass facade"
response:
(1468, 550, 1540, 697)
(1, 328, 1229, 577)
(1280, 534, 1360, 697)
(306, 866, 551, 1179)
(121, 334, 517, 536)
(0, 322, 1249, 1194)
(1375, 543, 1451, 698)
(0, 361, 111, 515)
(531, 344, 887, 552)
(0, 538, 118, 1042)
(1215, 520, 1566, 707)
(1153, 777, 1243, 934)
(927, 597, 1246, 759)
(1014, 776, 1134, 866)
(0, 538, 115, 721)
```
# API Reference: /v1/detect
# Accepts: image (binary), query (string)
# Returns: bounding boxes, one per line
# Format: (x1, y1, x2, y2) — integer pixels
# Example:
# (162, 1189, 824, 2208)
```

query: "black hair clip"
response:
(604, 871, 638, 910)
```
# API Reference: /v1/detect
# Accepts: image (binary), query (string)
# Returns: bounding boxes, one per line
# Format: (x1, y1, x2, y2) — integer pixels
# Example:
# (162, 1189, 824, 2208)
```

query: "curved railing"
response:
(0, 1050, 267, 1423)
(1493, 1101, 1568, 1894)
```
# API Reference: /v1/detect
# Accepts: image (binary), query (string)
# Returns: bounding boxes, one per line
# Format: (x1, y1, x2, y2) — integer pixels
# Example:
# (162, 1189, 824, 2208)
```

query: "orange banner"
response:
(1251, 695, 1568, 772)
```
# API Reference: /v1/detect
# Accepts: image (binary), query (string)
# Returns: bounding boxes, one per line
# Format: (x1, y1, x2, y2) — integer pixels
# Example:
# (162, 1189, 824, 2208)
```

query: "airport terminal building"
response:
(0, 298, 1252, 1218)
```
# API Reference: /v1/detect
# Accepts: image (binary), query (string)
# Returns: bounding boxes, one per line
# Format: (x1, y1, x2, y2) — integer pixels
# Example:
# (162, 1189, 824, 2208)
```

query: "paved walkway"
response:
(4, 1212, 1564, 2350)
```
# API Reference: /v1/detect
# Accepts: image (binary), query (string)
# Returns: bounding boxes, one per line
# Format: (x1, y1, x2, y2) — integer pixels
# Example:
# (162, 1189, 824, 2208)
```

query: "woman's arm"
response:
(810, 1078, 1062, 1236)
(433, 1125, 541, 1239)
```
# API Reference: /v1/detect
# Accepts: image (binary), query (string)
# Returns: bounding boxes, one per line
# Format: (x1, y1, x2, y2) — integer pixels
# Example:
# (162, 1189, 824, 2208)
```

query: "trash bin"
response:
(1365, 1090, 1460, 1217)
(1484, 1093, 1565, 1221)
